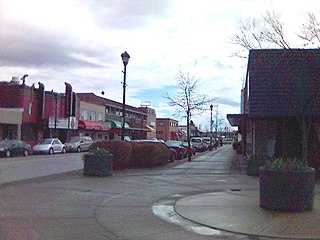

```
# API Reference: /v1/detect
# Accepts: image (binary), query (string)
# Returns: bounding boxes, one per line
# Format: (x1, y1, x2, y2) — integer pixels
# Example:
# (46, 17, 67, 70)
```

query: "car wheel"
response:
(49, 148, 54, 155)
(77, 147, 81, 153)
(23, 149, 29, 156)
(62, 148, 66, 154)
(5, 150, 11, 157)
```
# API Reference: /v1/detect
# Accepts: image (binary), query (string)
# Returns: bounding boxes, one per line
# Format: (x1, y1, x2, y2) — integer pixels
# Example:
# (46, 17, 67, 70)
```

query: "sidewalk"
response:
(1, 146, 319, 239)
(174, 153, 320, 240)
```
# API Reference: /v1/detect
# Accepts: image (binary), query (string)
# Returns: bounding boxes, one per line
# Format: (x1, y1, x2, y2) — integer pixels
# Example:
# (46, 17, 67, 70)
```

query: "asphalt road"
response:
(0, 145, 260, 240)
(0, 152, 84, 184)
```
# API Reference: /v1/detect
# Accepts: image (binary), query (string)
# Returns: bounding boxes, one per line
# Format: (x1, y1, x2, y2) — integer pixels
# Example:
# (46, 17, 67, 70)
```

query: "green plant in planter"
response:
(83, 147, 113, 177)
(90, 147, 110, 156)
(263, 158, 309, 171)
(260, 157, 315, 212)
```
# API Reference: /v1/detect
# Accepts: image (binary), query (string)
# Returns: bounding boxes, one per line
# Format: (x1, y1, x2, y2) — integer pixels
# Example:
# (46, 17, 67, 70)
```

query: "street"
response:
(0, 145, 259, 240)
(0, 153, 84, 184)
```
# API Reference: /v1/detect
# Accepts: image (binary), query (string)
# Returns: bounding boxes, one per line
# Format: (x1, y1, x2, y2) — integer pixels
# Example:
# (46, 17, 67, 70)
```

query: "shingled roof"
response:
(247, 49, 320, 117)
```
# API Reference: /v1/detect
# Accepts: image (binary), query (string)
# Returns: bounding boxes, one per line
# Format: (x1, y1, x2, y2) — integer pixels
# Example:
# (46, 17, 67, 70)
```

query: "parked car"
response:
(33, 138, 66, 155)
(190, 137, 207, 152)
(182, 142, 196, 156)
(165, 140, 188, 159)
(0, 139, 31, 157)
(65, 136, 93, 152)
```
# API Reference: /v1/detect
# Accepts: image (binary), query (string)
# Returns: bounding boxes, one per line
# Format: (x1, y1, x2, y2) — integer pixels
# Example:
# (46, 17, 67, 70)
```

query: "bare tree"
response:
(231, 10, 291, 58)
(164, 70, 214, 161)
(299, 12, 320, 48)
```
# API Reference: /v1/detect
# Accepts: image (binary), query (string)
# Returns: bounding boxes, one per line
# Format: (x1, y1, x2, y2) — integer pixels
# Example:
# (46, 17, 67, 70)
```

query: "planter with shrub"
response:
(83, 147, 113, 177)
(260, 158, 315, 212)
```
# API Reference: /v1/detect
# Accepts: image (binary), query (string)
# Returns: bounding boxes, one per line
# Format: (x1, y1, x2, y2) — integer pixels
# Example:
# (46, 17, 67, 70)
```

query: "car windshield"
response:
(39, 139, 53, 144)
(191, 139, 201, 143)
(166, 141, 181, 147)
(68, 137, 81, 143)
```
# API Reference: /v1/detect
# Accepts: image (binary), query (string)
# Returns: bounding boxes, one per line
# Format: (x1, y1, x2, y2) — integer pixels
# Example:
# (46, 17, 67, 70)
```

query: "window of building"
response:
(81, 110, 88, 120)
(28, 102, 32, 115)
(89, 111, 96, 121)
(159, 122, 164, 126)
(97, 112, 103, 121)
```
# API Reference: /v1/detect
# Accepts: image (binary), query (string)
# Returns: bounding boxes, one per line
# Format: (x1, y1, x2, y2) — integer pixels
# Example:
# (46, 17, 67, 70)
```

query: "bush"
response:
(89, 140, 132, 170)
(130, 142, 170, 168)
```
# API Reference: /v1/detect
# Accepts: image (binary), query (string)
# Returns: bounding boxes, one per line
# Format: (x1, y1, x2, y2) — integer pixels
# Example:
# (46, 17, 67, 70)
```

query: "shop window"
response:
(81, 110, 88, 120)
(90, 111, 96, 121)
(97, 112, 103, 121)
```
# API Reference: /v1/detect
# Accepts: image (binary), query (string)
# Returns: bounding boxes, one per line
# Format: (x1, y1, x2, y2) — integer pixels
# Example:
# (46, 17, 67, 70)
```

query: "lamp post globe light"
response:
(121, 51, 130, 140)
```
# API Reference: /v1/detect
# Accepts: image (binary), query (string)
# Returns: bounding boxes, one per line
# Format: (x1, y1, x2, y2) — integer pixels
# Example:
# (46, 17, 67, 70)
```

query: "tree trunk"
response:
(187, 110, 191, 162)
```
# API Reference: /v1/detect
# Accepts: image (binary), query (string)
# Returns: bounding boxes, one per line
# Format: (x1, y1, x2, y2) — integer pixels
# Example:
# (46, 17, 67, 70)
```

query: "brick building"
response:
(156, 118, 179, 141)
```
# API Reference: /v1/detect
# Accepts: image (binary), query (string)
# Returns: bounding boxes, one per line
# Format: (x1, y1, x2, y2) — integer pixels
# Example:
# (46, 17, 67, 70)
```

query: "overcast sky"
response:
(0, 0, 319, 131)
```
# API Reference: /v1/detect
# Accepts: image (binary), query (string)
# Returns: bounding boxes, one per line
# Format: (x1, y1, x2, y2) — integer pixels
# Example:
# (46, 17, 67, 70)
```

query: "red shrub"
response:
(130, 142, 170, 168)
(89, 140, 132, 170)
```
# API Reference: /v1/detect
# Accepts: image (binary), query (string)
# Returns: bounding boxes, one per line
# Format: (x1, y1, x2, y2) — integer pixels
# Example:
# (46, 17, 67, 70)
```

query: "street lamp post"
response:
(121, 51, 130, 140)
(54, 93, 58, 137)
(210, 104, 213, 151)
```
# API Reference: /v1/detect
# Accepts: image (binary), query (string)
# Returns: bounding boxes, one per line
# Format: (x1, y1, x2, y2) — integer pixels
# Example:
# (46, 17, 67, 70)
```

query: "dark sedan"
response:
(165, 140, 188, 159)
(0, 139, 31, 157)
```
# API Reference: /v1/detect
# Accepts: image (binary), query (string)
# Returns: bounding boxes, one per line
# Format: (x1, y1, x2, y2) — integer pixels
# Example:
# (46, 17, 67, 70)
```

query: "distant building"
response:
(77, 93, 155, 140)
(156, 118, 179, 141)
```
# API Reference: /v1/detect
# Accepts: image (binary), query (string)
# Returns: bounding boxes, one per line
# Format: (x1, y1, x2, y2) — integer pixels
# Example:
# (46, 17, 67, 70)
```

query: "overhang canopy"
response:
(145, 125, 155, 131)
(227, 114, 246, 127)
(106, 120, 129, 129)
(78, 120, 110, 131)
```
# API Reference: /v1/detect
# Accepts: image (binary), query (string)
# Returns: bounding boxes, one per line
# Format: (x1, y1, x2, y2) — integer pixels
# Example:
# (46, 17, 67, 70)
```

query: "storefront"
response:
(0, 108, 23, 140)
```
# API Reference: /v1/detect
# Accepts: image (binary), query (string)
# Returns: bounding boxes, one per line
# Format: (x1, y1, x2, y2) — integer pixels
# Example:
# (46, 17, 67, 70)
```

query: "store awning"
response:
(145, 125, 155, 131)
(227, 114, 246, 127)
(106, 120, 129, 129)
(78, 120, 110, 131)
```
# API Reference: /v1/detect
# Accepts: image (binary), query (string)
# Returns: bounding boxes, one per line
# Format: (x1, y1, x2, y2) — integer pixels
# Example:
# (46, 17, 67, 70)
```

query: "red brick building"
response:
(156, 118, 179, 141)
(0, 78, 76, 146)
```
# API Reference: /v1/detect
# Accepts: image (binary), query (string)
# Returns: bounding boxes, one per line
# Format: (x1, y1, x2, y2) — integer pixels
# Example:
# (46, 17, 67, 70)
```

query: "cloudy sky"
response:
(0, 0, 318, 131)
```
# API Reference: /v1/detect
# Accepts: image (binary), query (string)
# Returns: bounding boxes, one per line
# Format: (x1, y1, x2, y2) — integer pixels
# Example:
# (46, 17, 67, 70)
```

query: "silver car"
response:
(65, 136, 93, 152)
(33, 138, 66, 155)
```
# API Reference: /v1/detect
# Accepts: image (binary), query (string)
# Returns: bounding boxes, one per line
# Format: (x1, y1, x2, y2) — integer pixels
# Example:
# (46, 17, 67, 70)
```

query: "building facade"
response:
(77, 93, 156, 141)
(228, 49, 320, 167)
(156, 118, 179, 141)
(0, 78, 76, 145)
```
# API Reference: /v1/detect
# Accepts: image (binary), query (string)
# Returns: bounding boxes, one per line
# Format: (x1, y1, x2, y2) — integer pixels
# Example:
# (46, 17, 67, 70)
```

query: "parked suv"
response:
(65, 136, 93, 152)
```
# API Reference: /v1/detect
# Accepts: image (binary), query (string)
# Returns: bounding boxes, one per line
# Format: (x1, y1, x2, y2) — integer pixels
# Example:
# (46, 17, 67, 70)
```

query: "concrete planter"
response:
(83, 154, 113, 177)
(259, 168, 315, 212)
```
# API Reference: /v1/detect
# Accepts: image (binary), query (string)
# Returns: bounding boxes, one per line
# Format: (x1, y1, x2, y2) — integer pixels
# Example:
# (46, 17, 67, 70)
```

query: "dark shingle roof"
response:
(248, 49, 320, 117)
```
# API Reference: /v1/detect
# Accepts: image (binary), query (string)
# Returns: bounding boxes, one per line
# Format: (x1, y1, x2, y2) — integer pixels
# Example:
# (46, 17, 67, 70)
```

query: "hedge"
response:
(89, 140, 132, 170)
(89, 140, 170, 169)
(129, 142, 170, 168)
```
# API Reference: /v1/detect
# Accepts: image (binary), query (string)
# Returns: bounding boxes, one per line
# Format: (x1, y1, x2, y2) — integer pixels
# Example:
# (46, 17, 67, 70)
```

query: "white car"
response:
(33, 138, 66, 155)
